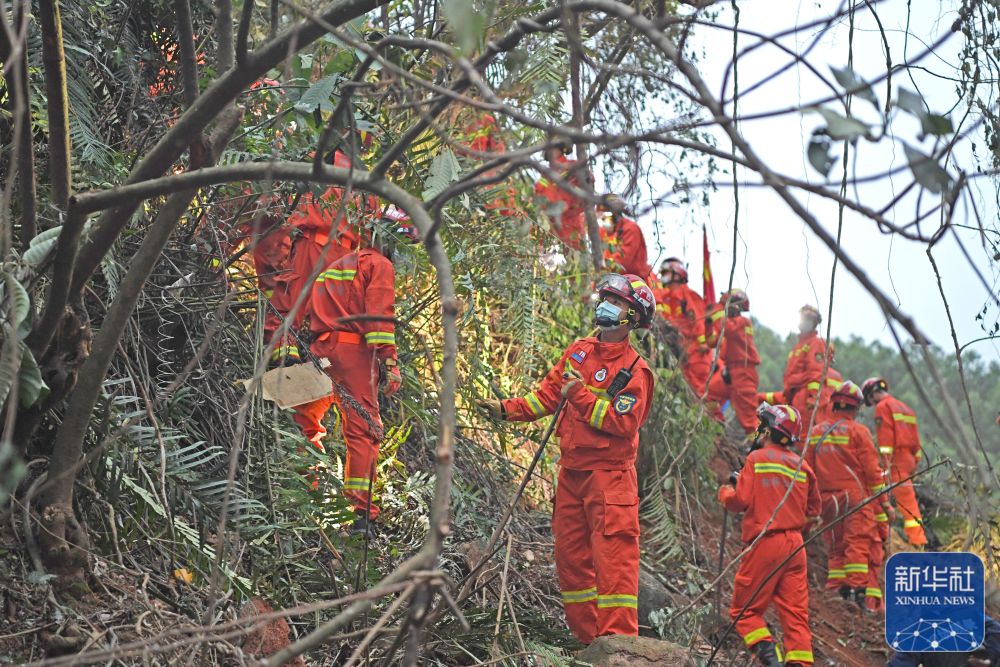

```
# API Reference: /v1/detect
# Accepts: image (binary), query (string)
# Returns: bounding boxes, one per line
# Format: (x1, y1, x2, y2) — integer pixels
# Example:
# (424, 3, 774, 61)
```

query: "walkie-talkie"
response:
(606, 354, 642, 398)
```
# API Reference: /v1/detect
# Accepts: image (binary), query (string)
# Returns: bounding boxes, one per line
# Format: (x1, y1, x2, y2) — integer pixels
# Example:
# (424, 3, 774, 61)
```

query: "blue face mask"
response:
(594, 300, 625, 329)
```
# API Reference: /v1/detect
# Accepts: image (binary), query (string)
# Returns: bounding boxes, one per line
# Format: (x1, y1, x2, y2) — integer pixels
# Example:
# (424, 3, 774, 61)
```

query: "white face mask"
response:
(594, 300, 626, 330)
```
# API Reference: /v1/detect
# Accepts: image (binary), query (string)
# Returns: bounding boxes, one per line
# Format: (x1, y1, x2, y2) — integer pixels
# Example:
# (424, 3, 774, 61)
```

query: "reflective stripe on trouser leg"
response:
(732, 533, 785, 648)
(592, 467, 640, 638)
(322, 342, 383, 519)
(554, 468, 598, 644)
(821, 492, 846, 589)
(891, 454, 927, 545)
(842, 497, 874, 588)
(769, 532, 814, 664)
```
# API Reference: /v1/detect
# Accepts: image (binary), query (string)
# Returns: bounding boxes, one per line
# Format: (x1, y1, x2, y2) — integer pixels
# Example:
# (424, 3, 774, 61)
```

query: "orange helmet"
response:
(757, 403, 802, 445)
(597, 273, 656, 329)
(659, 258, 688, 284)
(831, 380, 863, 410)
(722, 288, 750, 312)
(861, 377, 889, 406)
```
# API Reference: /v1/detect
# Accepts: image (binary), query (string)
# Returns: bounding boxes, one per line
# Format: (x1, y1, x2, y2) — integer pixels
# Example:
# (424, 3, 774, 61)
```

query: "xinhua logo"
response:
(885, 552, 985, 653)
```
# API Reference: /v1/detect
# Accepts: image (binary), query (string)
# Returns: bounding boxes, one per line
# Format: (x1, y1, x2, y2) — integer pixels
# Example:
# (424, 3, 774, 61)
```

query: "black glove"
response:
(721, 367, 731, 385)
(728, 470, 741, 486)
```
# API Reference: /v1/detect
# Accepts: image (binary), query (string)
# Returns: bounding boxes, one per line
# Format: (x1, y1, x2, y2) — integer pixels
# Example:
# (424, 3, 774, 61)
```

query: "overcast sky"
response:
(626, 0, 1000, 365)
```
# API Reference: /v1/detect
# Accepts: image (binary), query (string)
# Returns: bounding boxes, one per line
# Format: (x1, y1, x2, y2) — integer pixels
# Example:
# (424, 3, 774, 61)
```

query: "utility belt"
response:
(746, 527, 800, 545)
(313, 330, 363, 345)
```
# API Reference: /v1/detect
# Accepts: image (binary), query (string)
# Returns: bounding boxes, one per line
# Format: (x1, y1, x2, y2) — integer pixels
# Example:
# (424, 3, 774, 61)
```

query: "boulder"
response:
(577, 635, 697, 667)
(637, 567, 673, 635)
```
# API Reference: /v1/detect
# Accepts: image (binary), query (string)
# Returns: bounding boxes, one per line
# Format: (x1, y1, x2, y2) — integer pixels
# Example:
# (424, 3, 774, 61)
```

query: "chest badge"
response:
(614, 393, 637, 414)
(571, 350, 587, 363)
(594, 368, 608, 382)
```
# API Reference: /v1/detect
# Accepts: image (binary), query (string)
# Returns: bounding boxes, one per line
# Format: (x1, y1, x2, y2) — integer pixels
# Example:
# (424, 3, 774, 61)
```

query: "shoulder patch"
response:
(613, 393, 638, 415)
(571, 349, 587, 363)
(815, 352, 824, 362)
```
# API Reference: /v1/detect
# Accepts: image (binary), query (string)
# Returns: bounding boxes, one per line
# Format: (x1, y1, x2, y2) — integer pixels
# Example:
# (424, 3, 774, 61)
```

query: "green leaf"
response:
(17, 344, 49, 408)
(0, 439, 27, 509)
(422, 149, 462, 200)
(896, 87, 925, 116)
(807, 133, 835, 176)
(923, 113, 954, 136)
(903, 143, 953, 194)
(294, 74, 341, 113)
(830, 65, 879, 108)
(442, 0, 486, 55)
(3, 273, 30, 327)
(0, 326, 20, 407)
(815, 107, 871, 141)
(29, 225, 64, 247)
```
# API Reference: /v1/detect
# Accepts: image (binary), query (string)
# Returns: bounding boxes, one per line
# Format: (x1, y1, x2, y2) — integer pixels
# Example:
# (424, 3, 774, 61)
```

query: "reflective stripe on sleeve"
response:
(903, 519, 922, 528)
(875, 512, 889, 522)
(892, 413, 917, 424)
(827, 569, 845, 580)
(525, 392, 549, 417)
(879, 446, 894, 455)
(364, 331, 396, 346)
(589, 398, 611, 429)
(316, 268, 358, 282)
(843, 563, 869, 574)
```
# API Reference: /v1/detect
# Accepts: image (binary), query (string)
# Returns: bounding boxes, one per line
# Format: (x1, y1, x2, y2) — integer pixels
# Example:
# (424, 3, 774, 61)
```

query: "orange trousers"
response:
(707, 365, 760, 433)
(683, 348, 711, 398)
(819, 489, 874, 590)
(553, 467, 640, 644)
(291, 340, 383, 518)
(891, 449, 927, 545)
(731, 531, 814, 665)
(866, 517, 889, 611)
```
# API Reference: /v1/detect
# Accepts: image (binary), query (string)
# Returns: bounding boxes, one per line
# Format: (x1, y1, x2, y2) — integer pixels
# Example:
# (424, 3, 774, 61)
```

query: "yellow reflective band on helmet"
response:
(316, 268, 357, 282)
(844, 563, 869, 574)
(753, 463, 808, 483)
(866, 588, 883, 599)
(784, 650, 814, 663)
(596, 594, 638, 609)
(879, 446, 894, 455)
(630, 280, 645, 289)
(561, 587, 597, 604)
(903, 519, 922, 528)
(524, 392, 549, 417)
(365, 331, 396, 346)
(875, 512, 889, 522)
(590, 398, 611, 429)
(892, 413, 917, 424)
(743, 626, 773, 646)
(344, 477, 371, 491)
(827, 569, 845, 580)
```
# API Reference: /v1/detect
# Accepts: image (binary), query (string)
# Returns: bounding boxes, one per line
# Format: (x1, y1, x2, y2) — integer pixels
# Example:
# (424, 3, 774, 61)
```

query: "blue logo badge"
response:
(885, 551, 985, 652)
(595, 368, 607, 382)
(613, 393, 637, 414)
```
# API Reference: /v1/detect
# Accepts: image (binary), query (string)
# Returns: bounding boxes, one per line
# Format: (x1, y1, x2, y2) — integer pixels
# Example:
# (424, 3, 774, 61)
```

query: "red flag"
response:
(702, 225, 715, 305)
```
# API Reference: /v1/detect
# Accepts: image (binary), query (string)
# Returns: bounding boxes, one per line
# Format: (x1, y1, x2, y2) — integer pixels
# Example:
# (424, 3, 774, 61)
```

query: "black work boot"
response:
(852, 587, 871, 612)
(750, 640, 781, 667)
(838, 585, 852, 601)
(350, 512, 378, 539)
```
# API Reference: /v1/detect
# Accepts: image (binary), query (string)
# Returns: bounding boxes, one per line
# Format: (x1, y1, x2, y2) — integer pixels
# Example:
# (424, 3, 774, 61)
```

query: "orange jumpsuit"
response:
(461, 113, 518, 217)
(501, 337, 654, 644)
(293, 249, 397, 518)
(782, 331, 829, 419)
(535, 155, 587, 250)
(606, 217, 649, 278)
(805, 368, 842, 424)
(867, 469, 891, 610)
(706, 314, 761, 433)
(719, 443, 820, 665)
(874, 394, 927, 545)
(655, 284, 711, 394)
(805, 416, 883, 591)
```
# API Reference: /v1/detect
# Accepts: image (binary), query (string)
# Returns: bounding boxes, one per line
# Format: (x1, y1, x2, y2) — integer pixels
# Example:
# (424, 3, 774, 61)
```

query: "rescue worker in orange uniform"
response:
(293, 218, 413, 536)
(782, 306, 831, 420)
(706, 289, 761, 434)
(803, 345, 842, 425)
(804, 380, 888, 608)
(479, 274, 656, 644)
(862, 377, 928, 546)
(535, 138, 587, 250)
(655, 258, 711, 395)
(719, 403, 820, 667)
(867, 472, 893, 611)
(596, 195, 650, 277)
